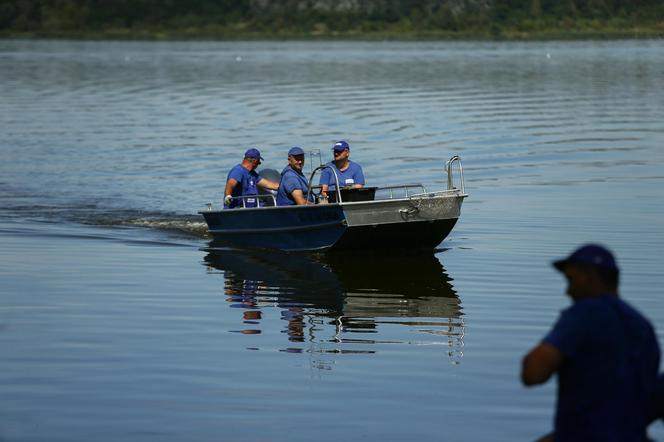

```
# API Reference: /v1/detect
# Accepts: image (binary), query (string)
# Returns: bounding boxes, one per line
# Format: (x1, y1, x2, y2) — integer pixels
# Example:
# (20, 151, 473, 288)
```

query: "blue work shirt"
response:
(543, 295, 660, 441)
(319, 161, 365, 191)
(225, 164, 263, 208)
(276, 166, 309, 206)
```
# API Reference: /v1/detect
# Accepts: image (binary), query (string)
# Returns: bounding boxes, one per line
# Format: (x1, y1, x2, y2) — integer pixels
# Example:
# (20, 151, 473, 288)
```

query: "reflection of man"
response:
(276, 146, 311, 206)
(224, 148, 279, 209)
(521, 244, 660, 442)
(319, 140, 365, 200)
(281, 308, 305, 342)
(225, 279, 262, 335)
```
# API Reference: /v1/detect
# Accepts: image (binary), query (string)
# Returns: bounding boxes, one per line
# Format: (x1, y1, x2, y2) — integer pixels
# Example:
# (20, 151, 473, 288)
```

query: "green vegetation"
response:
(1, 0, 663, 40)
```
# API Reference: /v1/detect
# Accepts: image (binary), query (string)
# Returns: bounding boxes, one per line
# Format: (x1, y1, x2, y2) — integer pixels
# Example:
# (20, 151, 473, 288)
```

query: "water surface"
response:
(1, 39, 663, 441)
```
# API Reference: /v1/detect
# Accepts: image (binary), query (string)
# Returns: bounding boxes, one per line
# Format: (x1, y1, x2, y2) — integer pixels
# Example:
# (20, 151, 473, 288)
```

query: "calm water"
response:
(1, 39, 664, 441)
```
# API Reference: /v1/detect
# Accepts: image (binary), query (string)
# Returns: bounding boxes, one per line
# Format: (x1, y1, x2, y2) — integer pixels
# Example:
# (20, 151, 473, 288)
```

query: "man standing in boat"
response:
(224, 148, 279, 209)
(521, 244, 660, 441)
(319, 140, 365, 200)
(276, 147, 311, 206)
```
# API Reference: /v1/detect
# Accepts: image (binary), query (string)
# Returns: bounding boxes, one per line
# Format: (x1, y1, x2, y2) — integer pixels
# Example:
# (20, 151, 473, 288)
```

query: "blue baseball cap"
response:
(333, 140, 350, 152)
(244, 148, 263, 161)
(288, 146, 304, 156)
(553, 244, 619, 272)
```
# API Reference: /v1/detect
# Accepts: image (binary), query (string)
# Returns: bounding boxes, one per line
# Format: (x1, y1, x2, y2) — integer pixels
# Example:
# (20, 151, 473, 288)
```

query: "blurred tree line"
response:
(1, 0, 662, 38)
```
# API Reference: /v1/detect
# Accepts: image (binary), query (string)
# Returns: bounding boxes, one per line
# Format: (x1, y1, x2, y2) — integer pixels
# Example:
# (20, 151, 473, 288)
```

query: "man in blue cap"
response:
(276, 147, 311, 206)
(224, 148, 279, 209)
(522, 244, 660, 441)
(319, 140, 365, 200)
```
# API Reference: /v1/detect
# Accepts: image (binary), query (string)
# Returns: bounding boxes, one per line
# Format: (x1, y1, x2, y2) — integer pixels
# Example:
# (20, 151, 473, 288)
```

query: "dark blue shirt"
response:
(543, 295, 660, 441)
(276, 166, 309, 206)
(225, 164, 263, 208)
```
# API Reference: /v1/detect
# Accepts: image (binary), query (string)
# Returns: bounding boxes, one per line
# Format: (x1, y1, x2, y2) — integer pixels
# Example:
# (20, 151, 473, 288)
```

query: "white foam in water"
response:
(121, 217, 210, 237)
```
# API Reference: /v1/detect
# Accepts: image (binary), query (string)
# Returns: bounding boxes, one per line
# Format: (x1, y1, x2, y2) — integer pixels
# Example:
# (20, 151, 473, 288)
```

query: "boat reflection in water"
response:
(203, 243, 464, 366)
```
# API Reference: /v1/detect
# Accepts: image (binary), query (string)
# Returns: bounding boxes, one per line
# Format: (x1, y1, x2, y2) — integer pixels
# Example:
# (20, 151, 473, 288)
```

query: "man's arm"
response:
(352, 165, 365, 188)
(257, 178, 279, 191)
(224, 178, 238, 198)
(224, 178, 239, 205)
(319, 169, 331, 197)
(521, 343, 563, 386)
(290, 189, 310, 205)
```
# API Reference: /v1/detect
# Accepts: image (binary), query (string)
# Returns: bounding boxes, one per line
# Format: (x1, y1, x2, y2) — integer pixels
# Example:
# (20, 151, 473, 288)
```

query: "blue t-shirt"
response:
(319, 161, 365, 191)
(276, 166, 309, 206)
(543, 295, 660, 441)
(225, 164, 263, 208)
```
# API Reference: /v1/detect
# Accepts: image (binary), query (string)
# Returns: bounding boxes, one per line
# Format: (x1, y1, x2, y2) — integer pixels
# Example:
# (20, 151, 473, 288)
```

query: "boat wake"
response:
(89, 212, 209, 238)
(0, 199, 209, 239)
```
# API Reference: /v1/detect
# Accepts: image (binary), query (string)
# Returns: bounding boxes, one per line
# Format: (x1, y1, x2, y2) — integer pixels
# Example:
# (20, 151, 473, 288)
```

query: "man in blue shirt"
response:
(224, 148, 279, 208)
(276, 147, 311, 206)
(319, 140, 365, 200)
(522, 244, 660, 441)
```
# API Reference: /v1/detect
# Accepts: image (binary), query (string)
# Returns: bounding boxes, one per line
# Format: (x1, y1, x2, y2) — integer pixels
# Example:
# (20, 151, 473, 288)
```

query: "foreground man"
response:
(224, 148, 279, 208)
(319, 140, 365, 200)
(522, 244, 660, 441)
(276, 147, 311, 206)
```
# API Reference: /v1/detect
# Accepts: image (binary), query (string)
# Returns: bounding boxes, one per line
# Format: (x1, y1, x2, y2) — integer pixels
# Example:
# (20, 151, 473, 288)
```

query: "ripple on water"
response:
(1, 40, 664, 441)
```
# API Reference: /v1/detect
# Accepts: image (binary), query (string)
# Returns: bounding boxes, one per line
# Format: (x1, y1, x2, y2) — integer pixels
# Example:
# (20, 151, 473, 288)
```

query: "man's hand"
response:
(224, 195, 233, 206)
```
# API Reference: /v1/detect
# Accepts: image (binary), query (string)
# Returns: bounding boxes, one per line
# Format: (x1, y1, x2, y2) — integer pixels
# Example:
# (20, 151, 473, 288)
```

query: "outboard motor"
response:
(258, 168, 280, 206)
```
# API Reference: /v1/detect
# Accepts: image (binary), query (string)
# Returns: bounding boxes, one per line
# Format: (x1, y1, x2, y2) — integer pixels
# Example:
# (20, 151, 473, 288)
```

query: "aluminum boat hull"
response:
(200, 191, 465, 252)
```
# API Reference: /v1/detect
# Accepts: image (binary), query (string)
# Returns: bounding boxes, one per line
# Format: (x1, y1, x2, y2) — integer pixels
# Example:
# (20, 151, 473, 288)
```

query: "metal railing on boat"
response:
(306, 155, 466, 203)
(371, 156, 466, 200)
(446, 155, 465, 195)
(374, 184, 428, 200)
(208, 194, 277, 210)
(307, 164, 342, 204)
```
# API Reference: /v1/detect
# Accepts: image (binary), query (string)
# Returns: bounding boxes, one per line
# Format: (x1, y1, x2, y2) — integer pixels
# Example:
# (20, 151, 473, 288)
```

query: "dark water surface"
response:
(1, 40, 664, 441)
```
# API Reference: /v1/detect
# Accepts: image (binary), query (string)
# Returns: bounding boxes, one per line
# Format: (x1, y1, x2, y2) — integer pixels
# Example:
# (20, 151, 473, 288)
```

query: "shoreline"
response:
(2, 27, 663, 42)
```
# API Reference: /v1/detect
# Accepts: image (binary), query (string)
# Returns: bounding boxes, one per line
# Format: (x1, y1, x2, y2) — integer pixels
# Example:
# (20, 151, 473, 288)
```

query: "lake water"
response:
(1, 39, 663, 441)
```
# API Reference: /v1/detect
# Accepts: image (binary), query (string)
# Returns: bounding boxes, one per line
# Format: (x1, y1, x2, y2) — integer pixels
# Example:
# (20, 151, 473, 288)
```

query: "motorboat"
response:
(199, 155, 467, 252)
